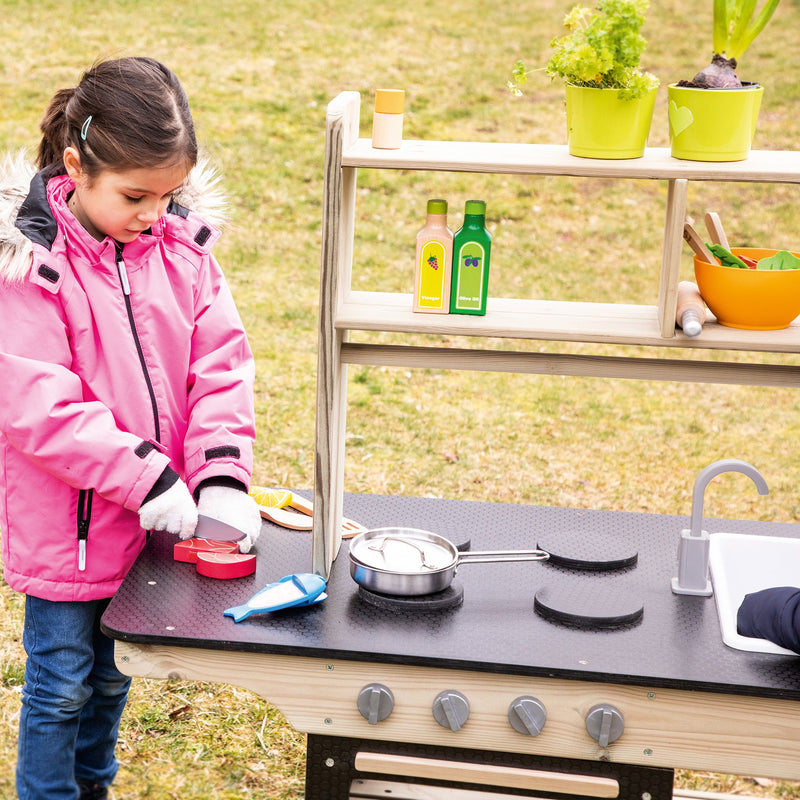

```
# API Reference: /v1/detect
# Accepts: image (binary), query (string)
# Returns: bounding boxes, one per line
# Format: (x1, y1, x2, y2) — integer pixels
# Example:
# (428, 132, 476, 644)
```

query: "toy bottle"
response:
(450, 200, 491, 315)
(413, 199, 453, 313)
(676, 281, 706, 337)
(372, 89, 405, 149)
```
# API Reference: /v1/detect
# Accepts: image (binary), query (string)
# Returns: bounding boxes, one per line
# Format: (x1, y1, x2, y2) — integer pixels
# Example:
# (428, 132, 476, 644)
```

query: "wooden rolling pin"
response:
(675, 281, 706, 337)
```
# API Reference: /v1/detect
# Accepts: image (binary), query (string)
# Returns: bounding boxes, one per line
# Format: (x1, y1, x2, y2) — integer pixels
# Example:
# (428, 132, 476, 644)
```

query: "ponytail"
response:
(37, 88, 76, 171)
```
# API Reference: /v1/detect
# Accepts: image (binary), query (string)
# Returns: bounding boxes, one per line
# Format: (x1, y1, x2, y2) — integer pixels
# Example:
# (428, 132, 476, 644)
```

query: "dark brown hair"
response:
(37, 57, 198, 175)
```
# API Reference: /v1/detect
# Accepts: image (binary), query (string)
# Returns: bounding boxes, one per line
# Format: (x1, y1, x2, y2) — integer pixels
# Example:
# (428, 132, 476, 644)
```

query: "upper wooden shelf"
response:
(343, 140, 800, 183)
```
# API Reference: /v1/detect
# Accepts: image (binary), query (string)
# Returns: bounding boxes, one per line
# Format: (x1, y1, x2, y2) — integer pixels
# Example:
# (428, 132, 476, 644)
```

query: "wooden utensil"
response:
(683, 220, 717, 264)
(259, 505, 313, 530)
(257, 491, 367, 538)
(704, 211, 731, 250)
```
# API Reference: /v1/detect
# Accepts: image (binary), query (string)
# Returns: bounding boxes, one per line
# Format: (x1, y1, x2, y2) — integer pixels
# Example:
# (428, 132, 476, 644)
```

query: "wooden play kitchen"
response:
(102, 92, 800, 799)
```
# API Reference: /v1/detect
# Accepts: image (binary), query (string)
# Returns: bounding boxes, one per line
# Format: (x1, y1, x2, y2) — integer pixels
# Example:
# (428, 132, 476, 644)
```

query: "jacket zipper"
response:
(115, 242, 161, 441)
(77, 489, 93, 571)
(73, 245, 162, 569)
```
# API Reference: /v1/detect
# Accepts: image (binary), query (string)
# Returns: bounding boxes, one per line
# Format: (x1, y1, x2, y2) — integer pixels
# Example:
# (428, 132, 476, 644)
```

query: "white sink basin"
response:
(709, 532, 800, 656)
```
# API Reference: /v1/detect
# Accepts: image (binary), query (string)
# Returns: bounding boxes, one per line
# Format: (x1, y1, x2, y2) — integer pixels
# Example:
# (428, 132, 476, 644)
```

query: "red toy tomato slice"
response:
(174, 538, 240, 564)
(196, 552, 257, 579)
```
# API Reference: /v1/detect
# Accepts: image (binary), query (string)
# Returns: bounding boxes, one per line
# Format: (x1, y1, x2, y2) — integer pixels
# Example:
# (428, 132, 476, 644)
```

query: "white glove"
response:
(138, 479, 198, 540)
(197, 485, 262, 553)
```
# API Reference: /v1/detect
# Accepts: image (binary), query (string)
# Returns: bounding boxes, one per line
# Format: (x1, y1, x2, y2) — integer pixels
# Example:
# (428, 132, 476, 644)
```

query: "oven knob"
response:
(585, 703, 624, 747)
(357, 683, 394, 725)
(432, 690, 470, 732)
(508, 696, 547, 736)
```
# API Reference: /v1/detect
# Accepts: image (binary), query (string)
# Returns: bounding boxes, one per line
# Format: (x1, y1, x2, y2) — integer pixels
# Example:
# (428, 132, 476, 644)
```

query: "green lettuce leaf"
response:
(757, 250, 800, 271)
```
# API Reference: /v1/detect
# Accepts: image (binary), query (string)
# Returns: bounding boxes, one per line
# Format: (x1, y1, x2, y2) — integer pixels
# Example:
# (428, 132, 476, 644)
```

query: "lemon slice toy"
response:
(249, 486, 292, 510)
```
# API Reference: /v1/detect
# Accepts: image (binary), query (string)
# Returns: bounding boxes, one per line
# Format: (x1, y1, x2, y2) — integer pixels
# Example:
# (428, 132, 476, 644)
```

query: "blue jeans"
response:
(16, 596, 131, 799)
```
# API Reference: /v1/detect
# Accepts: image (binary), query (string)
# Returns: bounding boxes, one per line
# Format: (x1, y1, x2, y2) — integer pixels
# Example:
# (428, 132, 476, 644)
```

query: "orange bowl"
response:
(694, 248, 800, 330)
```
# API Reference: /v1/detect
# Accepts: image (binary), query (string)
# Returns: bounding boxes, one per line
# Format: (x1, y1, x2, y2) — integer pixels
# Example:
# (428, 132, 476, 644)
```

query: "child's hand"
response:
(197, 485, 262, 553)
(138, 479, 198, 539)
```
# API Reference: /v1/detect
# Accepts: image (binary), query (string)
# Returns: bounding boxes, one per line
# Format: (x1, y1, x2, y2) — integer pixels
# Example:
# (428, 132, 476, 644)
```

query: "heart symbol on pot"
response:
(669, 100, 694, 138)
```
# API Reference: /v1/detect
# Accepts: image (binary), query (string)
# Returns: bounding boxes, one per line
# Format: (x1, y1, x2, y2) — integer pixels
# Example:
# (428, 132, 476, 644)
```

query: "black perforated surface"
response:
(102, 493, 800, 698)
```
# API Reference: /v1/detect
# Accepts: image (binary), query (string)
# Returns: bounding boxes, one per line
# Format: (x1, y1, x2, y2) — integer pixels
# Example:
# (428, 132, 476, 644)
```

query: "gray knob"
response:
(508, 696, 547, 736)
(357, 683, 394, 725)
(585, 703, 624, 747)
(432, 690, 470, 732)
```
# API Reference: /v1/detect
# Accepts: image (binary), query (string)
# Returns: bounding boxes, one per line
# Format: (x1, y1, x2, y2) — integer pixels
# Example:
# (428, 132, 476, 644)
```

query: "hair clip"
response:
(80, 116, 92, 142)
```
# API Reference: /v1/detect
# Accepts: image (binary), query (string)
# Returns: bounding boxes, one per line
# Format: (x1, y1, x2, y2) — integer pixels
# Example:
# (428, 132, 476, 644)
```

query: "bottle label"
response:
(452, 242, 486, 311)
(417, 240, 448, 310)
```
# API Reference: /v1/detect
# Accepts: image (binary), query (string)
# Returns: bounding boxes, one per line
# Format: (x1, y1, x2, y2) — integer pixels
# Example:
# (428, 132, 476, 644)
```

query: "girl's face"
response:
(64, 148, 189, 243)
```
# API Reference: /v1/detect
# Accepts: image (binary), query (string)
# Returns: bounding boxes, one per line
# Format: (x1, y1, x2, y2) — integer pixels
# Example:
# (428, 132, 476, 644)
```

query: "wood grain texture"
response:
(337, 291, 800, 354)
(342, 140, 800, 183)
(115, 641, 800, 781)
(352, 753, 619, 796)
(314, 92, 360, 578)
(340, 342, 800, 387)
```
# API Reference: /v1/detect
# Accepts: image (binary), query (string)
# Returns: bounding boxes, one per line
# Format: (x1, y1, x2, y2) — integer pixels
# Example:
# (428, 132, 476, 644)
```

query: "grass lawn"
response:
(2, 0, 800, 796)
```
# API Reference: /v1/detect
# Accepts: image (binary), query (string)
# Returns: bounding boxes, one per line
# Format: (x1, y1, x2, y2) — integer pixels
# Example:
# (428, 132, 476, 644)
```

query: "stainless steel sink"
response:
(709, 532, 800, 656)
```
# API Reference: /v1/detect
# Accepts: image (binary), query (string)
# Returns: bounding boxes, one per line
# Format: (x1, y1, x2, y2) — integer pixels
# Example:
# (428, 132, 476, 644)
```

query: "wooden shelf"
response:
(313, 90, 800, 578)
(343, 139, 800, 183)
(338, 291, 800, 354)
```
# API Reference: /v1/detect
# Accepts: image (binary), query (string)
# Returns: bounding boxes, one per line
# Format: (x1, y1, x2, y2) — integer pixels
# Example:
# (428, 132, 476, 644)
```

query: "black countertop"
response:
(102, 493, 800, 700)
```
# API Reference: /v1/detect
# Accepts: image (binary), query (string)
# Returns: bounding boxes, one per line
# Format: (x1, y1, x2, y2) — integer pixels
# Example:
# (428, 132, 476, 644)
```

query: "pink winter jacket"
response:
(0, 159, 256, 601)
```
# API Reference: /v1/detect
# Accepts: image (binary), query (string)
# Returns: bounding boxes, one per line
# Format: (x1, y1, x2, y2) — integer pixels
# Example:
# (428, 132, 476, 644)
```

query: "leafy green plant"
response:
(509, 0, 659, 100)
(684, 0, 782, 87)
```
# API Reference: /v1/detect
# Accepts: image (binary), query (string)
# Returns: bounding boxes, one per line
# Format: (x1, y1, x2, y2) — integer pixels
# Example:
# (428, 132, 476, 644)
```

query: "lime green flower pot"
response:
(668, 83, 763, 162)
(565, 84, 657, 159)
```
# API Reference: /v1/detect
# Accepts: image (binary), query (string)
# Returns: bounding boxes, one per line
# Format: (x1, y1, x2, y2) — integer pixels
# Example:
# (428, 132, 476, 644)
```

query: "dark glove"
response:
(737, 586, 800, 654)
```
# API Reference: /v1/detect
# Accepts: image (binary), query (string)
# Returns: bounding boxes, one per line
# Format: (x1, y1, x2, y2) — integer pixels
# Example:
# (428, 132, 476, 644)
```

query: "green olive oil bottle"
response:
(450, 200, 491, 315)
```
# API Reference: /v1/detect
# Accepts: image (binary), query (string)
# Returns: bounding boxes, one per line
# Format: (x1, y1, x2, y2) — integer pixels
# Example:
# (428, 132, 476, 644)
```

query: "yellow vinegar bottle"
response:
(413, 199, 453, 314)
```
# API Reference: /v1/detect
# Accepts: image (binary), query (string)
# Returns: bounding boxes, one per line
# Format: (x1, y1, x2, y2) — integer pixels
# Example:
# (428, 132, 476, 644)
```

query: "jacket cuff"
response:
(140, 466, 180, 507)
(193, 476, 247, 501)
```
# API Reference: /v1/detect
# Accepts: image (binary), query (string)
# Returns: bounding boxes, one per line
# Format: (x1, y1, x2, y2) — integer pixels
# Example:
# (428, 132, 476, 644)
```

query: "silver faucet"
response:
(671, 458, 769, 596)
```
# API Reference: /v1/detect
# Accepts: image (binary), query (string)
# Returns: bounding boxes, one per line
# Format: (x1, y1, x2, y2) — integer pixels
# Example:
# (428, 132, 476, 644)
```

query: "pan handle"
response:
(458, 549, 549, 565)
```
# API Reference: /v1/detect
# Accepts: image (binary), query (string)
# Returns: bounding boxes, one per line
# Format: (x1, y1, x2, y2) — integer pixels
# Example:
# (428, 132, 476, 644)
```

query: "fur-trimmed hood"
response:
(0, 151, 228, 283)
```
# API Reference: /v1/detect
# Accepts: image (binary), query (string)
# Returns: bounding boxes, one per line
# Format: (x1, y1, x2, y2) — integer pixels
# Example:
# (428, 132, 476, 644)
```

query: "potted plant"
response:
(509, 0, 659, 159)
(668, 0, 782, 161)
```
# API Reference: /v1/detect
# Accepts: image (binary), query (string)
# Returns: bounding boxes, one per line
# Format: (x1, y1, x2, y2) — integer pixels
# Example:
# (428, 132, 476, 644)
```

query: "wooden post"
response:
(313, 92, 360, 578)
(658, 178, 688, 337)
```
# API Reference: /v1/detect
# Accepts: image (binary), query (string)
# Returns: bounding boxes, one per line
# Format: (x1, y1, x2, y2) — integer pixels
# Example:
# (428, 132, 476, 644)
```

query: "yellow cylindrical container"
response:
(372, 89, 405, 149)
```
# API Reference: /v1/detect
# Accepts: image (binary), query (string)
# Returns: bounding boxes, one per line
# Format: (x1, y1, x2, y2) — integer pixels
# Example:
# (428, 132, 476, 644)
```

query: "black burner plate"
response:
(534, 584, 644, 630)
(358, 581, 464, 611)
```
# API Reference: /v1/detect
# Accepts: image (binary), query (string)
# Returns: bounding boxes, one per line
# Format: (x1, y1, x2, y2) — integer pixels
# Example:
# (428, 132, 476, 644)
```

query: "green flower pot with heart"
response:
(667, 0, 779, 162)
(668, 83, 763, 161)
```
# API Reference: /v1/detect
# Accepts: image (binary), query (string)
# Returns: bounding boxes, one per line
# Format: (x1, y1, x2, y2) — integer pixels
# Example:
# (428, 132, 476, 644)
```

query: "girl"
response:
(0, 57, 262, 799)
